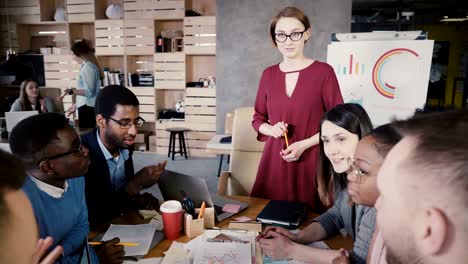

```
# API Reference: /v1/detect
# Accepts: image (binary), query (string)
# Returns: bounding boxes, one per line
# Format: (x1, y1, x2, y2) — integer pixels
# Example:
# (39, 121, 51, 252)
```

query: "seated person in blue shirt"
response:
(81, 85, 166, 229)
(0, 149, 62, 264)
(8, 113, 105, 264)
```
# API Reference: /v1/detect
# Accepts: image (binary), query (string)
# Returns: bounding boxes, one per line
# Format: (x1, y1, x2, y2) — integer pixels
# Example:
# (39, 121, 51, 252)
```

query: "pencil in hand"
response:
(88, 242, 139, 247)
(284, 132, 289, 148)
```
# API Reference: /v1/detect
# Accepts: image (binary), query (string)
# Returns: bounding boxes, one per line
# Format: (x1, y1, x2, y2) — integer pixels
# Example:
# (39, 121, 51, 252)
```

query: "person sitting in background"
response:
(0, 149, 63, 264)
(332, 124, 402, 264)
(8, 113, 101, 263)
(82, 85, 166, 230)
(10, 79, 56, 113)
(258, 103, 375, 264)
(375, 110, 468, 264)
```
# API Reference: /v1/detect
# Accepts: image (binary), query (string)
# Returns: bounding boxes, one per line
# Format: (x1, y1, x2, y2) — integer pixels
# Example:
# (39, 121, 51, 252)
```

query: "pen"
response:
(284, 132, 289, 148)
(88, 242, 139, 246)
(198, 201, 206, 219)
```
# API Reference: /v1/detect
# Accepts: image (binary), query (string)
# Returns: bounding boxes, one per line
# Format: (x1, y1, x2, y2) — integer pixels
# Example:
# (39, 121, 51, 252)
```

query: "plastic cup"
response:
(160, 200, 183, 240)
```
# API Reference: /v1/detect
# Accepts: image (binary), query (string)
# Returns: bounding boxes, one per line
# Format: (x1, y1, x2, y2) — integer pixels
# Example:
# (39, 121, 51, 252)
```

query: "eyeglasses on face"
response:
(346, 157, 367, 184)
(275, 29, 307, 43)
(109, 117, 145, 129)
(43, 146, 84, 161)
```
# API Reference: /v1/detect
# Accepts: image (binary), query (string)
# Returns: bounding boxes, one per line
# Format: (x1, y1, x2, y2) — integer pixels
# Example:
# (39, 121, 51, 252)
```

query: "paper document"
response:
(123, 258, 162, 264)
(102, 224, 156, 256)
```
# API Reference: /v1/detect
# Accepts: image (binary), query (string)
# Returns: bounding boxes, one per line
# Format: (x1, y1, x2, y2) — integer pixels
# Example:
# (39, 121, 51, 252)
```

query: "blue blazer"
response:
(81, 129, 135, 229)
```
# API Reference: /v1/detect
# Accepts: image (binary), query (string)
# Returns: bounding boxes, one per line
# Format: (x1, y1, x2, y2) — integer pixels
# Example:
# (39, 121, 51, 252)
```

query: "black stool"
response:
(166, 127, 189, 160)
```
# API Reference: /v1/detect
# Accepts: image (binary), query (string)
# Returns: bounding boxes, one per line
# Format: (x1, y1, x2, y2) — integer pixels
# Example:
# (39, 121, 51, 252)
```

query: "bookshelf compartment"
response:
(95, 0, 123, 20)
(124, 19, 154, 55)
(183, 16, 215, 55)
(67, 0, 95, 23)
(95, 19, 124, 55)
(154, 52, 185, 89)
(123, 0, 184, 20)
(0, 0, 41, 24)
(69, 22, 95, 48)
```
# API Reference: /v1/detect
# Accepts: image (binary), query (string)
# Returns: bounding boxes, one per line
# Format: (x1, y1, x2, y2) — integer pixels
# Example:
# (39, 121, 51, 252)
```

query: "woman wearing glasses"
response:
(332, 124, 402, 264)
(251, 6, 343, 210)
(65, 41, 103, 128)
(258, 103, 376, 264)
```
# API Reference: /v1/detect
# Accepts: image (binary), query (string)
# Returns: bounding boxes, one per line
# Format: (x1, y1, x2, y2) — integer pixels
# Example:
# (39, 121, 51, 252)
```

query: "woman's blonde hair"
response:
(71, 41, 103, 80)
(18, 79, 42, 112)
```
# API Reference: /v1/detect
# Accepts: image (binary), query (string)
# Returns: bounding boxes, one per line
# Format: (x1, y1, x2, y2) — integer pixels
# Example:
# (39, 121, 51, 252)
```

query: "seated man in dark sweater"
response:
(9, 113, 101, 263)
(81, 85, 166, 230)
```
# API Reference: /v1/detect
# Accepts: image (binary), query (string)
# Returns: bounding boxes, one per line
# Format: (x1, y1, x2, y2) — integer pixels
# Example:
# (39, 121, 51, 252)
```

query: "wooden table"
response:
(89, 196, 353, 259)
(205, 134, 232, 177)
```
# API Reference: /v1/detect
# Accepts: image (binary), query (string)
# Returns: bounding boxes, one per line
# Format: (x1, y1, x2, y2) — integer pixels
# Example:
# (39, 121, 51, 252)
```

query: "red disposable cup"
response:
(160, 200, 183, 240)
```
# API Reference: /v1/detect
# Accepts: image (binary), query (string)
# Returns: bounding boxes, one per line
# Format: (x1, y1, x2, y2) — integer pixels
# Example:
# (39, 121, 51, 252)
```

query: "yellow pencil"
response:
(88, 242, 139, 247)
(284, 132, 289, 148)
(198, 201, 206, 219)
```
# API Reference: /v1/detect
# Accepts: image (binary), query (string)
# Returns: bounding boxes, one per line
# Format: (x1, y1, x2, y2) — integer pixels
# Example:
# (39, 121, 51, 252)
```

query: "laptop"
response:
(158, 170, 248, 221)
(5, 111, 38, 132)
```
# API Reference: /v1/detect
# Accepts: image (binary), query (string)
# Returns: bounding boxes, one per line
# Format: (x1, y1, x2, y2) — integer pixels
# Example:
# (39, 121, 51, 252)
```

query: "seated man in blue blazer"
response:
(81, 85, 166, 231)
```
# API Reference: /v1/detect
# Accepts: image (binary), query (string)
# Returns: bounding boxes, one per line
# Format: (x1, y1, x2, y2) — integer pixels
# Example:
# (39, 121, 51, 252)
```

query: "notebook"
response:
(256, 200, 307, 229)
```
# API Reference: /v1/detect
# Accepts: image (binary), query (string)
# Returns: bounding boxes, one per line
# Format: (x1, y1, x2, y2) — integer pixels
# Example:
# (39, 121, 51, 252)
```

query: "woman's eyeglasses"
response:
(346, 157, 367, 184)
(275, 29, 307, 43)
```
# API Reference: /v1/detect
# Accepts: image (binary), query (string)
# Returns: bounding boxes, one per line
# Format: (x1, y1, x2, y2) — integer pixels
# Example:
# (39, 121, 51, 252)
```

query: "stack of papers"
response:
(102, 224, 156, 256)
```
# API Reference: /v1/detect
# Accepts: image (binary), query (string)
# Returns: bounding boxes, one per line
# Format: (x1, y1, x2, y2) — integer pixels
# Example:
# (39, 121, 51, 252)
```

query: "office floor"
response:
(133, 152, 228, 200)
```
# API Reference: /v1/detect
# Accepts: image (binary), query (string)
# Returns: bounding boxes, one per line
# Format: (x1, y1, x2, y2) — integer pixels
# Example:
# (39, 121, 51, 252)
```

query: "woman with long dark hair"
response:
(259, 103, 375, 264)
(65, 41, 102, 128)
(10, 79, 56, 113)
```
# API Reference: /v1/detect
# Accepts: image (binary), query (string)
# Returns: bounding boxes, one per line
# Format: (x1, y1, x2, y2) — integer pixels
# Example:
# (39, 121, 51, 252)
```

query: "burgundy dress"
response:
(251, 61, 343, 210)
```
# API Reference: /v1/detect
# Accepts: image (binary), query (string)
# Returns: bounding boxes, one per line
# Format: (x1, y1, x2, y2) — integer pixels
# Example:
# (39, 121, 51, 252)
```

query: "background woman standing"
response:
(66, 41, 102, 128)
(251, 6, 343, 210)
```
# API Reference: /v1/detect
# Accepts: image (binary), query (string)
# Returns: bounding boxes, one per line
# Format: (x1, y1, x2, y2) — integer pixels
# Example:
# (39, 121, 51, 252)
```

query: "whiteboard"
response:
(327, 40, 434, 125)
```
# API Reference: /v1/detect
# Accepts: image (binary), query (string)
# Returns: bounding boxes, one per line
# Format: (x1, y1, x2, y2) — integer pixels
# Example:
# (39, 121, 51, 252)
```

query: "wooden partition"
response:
(0, 0, 41, 24)
(123, 0, 184, 20)
(184, 16, 216, 55)
(43, 54, 79, 111)
(154, 52, 185, 89)
(95, 19, 124, 55)
(129, 87, 156, 122)
(67, 0, 95, 23)
(124, 19, 154, 55)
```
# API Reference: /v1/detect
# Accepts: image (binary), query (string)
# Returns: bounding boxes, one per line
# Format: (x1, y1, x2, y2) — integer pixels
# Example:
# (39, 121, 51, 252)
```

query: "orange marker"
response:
(198, 201, 206, 219)
(284, 132, 289, 148)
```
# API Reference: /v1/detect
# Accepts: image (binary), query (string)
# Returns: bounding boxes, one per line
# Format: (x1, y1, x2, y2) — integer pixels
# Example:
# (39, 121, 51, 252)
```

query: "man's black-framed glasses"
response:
(275, 29, 307, 43)
(109, 116, 145, 129)
(44, 146, 84, 161)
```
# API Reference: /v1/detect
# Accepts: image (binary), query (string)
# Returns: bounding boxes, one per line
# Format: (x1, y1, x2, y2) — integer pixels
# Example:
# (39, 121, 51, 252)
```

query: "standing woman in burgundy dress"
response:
(251, 6, 343, 211)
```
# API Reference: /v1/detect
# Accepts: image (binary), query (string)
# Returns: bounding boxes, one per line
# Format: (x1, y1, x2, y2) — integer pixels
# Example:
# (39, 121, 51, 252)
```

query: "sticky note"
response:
(222, 204, 241, 213)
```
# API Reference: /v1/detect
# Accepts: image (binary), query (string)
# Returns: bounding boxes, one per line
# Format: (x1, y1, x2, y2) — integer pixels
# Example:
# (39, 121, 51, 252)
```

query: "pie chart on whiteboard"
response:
(372, 48, 422, 99)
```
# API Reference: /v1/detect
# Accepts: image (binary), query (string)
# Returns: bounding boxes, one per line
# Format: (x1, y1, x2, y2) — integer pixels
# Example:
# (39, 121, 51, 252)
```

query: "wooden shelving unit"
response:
(0, 0, 217, 157)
